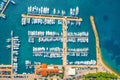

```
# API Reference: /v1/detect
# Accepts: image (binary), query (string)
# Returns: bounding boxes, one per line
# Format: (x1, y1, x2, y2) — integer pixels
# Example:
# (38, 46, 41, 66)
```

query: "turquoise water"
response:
(0, 0, 120, 74)
(67, 20, 96, 62)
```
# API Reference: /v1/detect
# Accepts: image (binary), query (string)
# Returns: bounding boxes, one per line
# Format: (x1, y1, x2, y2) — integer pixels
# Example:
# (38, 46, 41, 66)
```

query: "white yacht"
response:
(53, 8, 56, 14)
(1, 14, 6, 18)
(6, 38, 11, 42)
(22, 18, 26, 26)
(57, 9, 60, 15)
(27, 18, 31, 24)
(13, 57, 17, 62)
(0, 2, 5, 10)
(27, 6, 30, 13)
(41, 6, 43, 14)
(38, 8, 41, 14)
(29, 6, 32, 13)
(62, 10, 65, 15)
(14, 36, 19, 39)
(25, 60, 31, 65)
(76, 6, 79, 15)
(70, 8, 73, 15)
(3, 0, 7, 2)
(10, 0, 15, 5)
(6, 45, 11, 49)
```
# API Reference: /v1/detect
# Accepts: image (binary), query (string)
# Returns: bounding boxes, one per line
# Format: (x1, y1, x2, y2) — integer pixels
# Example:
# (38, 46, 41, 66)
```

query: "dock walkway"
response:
(11, 34, 14, 74)
(21, 14, 83, 22)
(0, 0, 10, 17)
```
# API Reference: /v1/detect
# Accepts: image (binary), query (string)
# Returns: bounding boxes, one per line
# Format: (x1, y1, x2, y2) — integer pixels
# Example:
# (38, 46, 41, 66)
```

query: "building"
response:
(67, 68, 76, 76)
(35, 64, 63, 77)
(0, 65, 12, 78)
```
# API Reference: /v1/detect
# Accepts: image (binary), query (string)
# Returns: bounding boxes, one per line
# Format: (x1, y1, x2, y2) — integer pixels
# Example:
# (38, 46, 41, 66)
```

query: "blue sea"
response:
(0, 0, 120, 74)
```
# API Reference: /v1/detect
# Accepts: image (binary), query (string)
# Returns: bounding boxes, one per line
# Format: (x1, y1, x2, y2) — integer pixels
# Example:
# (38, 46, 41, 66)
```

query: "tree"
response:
(34, 78, 37, 80)
(83, 72, 118, 80)
(57, 73, 64, 79)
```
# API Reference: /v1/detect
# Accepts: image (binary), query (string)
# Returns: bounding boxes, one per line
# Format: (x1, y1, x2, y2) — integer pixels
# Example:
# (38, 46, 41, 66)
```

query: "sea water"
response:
(0, 0, 120, 74)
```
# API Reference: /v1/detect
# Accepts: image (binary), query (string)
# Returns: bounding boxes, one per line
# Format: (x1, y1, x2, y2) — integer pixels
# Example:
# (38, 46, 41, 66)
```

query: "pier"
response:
(11, 30, 14, 75)
(0, 0, 10, 17)
(90, 16, 120, 78)
(68, 65, 97, 68)
(90, 16, 100, 66)
(21, 14, 83, 22)
(28, 36, 88, 38)
(62, 18, 67, 79)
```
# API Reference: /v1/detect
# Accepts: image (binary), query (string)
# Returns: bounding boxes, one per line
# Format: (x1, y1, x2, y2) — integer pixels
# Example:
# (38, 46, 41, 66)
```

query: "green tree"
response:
(34, 78, 37, 80)
(83, 72, 118, 80)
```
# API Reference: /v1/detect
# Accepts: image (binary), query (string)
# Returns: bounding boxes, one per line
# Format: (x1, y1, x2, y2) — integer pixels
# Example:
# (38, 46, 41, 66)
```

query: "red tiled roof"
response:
(41, 70, 47, 77)
(36, 64, 59, 77)
(41, 64, 47, 68)
(36, 70, 40, 75)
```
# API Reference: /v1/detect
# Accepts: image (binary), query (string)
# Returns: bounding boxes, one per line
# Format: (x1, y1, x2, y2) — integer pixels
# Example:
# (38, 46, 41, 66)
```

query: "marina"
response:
(2, 0, 118, 79)
(18, 5, 95, 75)
(28, 31, 89, 43)
(0, 0, 120, 79)
(16, 5, 94, 75)
(0, 8, 97, 80)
